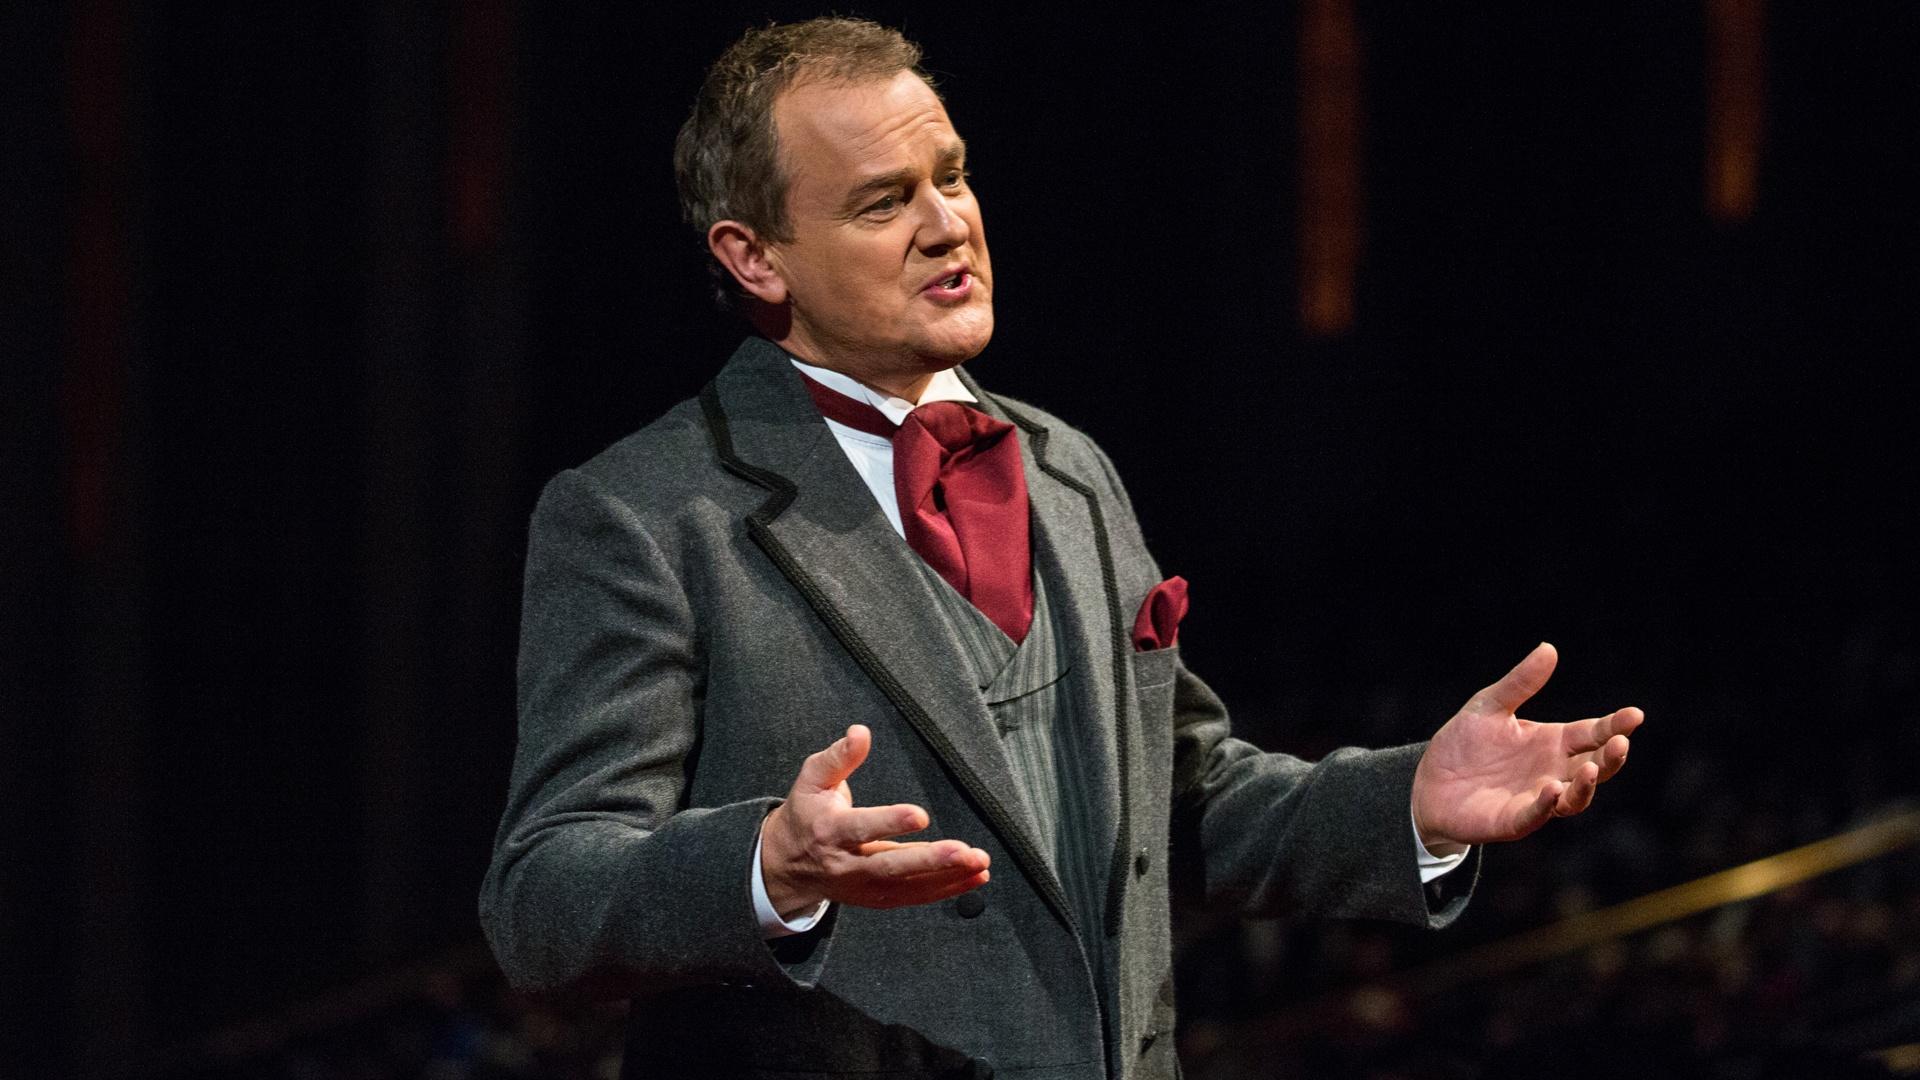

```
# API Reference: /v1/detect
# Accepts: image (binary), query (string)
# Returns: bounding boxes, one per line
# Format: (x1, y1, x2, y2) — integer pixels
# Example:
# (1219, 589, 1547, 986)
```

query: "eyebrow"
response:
(839, 141, 968, 214)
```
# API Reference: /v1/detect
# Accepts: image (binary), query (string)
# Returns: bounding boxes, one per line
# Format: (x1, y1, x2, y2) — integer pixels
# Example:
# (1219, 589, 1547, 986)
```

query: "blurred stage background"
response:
(4, 2, 1917, 1077)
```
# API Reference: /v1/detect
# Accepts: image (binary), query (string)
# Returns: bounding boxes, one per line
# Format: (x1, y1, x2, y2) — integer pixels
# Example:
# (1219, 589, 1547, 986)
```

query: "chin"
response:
(923, 310, 994, 366)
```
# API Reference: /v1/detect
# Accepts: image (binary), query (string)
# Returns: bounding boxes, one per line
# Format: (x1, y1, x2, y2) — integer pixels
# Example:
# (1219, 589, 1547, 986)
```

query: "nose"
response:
(914, 184, 970, 254)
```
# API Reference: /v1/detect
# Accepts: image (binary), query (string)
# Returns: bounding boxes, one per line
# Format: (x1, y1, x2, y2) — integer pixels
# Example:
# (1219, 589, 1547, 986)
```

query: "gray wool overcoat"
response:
(479, 337, 1478, 1079)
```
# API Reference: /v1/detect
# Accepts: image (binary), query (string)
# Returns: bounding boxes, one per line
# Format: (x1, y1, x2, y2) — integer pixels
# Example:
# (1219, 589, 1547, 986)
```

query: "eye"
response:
(940, 169, 970, 190)
(864, 193, 901, 215)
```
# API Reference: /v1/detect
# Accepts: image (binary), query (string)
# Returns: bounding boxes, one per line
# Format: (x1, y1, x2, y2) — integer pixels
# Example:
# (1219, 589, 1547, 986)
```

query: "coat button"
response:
(1134, 848, 1151, 877)
(967, 1054, 995, 1078)
(955, 891, 987, 918)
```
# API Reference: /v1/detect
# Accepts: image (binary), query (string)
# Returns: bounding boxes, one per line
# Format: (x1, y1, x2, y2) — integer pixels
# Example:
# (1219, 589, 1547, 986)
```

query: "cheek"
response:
(851, 241, 910, 292)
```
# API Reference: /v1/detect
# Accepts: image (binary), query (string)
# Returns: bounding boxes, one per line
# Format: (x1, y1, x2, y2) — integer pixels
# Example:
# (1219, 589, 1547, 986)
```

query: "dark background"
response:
(5, 2, 1917, 1077)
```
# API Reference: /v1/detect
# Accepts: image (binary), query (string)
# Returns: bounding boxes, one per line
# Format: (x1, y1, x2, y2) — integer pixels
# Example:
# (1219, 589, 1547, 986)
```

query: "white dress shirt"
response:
(750, 357, 1465, 937)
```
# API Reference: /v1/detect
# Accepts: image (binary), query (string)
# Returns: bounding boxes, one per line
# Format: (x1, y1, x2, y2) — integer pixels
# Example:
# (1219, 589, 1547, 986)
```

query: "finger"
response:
(1555, 760, 1601, 817)
(856, 838, 991, 862)
(1477, 642, 1558, 714)
(1518, 778, 1565, 833)
(1561, 707, 1645, 754)
(1551, 757, 1597, 814)
(914, 868, 990, 901)
(858, 839, 991, 878)
(824, 803, 930, 849)
(1592, 733, 1630, 782)
(864, 869, 991, 910)
(1564, 741, 1628, 787)
(796, 724, 872, 792)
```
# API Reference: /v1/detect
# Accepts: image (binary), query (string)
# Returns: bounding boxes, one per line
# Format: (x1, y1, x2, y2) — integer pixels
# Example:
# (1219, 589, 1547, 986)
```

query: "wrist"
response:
(1411, 802, 1469, 857)
(760, 805, 824, 918)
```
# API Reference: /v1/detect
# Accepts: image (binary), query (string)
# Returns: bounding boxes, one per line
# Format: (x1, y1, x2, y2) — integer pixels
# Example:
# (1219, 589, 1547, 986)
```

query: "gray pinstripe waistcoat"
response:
(918, 553, 1112, 996)
(479, 337, 1479, 1079)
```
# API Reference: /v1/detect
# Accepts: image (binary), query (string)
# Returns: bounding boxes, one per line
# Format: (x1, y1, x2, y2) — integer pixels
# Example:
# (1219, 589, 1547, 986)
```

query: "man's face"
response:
(763, 70, 994, 390)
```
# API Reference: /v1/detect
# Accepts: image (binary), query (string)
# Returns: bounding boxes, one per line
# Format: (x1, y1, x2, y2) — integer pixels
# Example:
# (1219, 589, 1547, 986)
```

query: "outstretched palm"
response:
(1412, 643, 1643, 849)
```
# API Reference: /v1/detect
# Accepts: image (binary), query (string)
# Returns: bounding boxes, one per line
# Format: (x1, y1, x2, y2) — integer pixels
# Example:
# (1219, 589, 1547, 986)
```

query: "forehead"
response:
(773, 70, 959, 196)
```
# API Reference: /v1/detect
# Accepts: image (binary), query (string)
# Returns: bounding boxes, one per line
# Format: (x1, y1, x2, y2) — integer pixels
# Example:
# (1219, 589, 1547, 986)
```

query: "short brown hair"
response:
(673, 17, 931, 313)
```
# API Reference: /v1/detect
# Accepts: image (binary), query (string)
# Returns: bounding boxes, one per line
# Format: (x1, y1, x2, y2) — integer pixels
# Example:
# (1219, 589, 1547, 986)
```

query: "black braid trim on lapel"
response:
(697, 381, 1082, 939)
(986, 394, 1134, 941)
(699, 382, 799, 518)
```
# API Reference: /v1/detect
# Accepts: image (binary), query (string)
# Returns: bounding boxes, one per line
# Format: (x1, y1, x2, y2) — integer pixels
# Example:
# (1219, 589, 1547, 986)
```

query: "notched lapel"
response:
(704, 340, 1073, 932)
(1027, 487, 1123, 862)
(960, 368, 1134, 937)
(760, 445, 1034, 822)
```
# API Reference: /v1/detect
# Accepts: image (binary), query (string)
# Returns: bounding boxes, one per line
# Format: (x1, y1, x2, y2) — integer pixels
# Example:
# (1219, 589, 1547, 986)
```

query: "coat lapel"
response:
(959, 367, 1133, 941)
(701, 339, 1078, 935)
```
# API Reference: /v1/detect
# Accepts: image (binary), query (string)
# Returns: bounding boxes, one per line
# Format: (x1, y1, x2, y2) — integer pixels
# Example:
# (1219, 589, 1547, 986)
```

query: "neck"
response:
(860, 371, 937, 404)
(778, 343, 937, 404)
(752, 306, 952, 403)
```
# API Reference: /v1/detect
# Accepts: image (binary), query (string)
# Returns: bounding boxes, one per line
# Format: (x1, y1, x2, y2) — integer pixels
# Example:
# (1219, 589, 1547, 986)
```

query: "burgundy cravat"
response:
(803, 374, 1034, 643)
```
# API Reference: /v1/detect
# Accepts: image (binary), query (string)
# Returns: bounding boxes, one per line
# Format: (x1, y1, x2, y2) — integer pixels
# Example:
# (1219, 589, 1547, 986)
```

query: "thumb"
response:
(797, 724, 872, 792)
(1479, 641, 1558, 714)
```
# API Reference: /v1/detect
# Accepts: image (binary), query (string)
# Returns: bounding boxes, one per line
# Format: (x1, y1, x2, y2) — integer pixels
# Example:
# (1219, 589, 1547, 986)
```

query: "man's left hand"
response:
(1412, 642, 1643, 852)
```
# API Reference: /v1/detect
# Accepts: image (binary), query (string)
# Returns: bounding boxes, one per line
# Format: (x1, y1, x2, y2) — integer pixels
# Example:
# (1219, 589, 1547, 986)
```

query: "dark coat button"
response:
(967, 1054, 995, 1078)
(1134, 848, 1151, 877)
(955, 891, 987, 918)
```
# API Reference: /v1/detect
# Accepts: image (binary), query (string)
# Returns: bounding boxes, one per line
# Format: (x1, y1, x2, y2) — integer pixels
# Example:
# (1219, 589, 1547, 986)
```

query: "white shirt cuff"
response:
(751, 820, 831, 938)
(1413, 807, 1470, 883)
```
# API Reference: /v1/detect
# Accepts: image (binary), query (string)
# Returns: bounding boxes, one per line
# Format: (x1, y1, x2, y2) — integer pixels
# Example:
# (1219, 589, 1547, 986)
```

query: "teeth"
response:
(943, 274, 963, 288)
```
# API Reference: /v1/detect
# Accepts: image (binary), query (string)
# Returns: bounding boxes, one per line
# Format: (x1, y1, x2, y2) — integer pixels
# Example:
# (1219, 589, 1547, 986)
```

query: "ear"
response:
(707, 220, 788, 306)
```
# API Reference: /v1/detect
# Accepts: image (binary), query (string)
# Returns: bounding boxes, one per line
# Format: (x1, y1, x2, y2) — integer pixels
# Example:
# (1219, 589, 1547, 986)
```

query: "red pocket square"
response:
(1131, 576, 1189, 652)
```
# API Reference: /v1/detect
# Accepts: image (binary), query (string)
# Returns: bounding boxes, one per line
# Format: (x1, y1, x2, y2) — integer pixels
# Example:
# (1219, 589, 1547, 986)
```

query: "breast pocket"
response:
(1132, 644, 1180, 695)
(1131, 644, 1180, 784)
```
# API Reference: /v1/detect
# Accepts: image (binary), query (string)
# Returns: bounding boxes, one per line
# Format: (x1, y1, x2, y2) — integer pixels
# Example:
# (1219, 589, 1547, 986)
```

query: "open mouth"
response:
(925, 268, 971, 293)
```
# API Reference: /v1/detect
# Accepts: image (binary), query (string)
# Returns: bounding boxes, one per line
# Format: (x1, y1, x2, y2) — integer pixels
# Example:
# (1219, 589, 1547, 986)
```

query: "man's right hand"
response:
(760, 724, 991, 919)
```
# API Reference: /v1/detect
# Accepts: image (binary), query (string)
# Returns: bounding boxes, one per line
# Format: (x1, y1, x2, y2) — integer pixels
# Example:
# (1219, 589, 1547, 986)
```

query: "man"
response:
(480, 18, 1642, 1080)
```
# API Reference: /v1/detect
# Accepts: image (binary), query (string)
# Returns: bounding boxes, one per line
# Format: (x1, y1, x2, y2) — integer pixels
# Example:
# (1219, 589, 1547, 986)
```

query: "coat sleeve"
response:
(1164, 664, 1477, 927)
(1082, 441, 1478, 929)
(478, 467, 830, 997)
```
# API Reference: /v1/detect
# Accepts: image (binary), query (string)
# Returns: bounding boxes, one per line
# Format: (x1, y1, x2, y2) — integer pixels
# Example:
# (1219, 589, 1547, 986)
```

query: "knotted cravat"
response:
(803, 374, 1034, 643)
